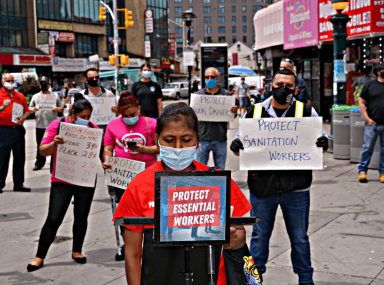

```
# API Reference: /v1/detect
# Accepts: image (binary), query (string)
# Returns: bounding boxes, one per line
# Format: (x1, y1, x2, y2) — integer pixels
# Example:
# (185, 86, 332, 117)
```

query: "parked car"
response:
(161, 82, 189, 100)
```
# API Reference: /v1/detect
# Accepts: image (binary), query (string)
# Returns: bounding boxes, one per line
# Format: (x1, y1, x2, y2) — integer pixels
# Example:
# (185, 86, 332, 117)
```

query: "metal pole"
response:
(113, 0, 120, 100)
(183, 21, 186, 73)
(187, 26, 192, 105)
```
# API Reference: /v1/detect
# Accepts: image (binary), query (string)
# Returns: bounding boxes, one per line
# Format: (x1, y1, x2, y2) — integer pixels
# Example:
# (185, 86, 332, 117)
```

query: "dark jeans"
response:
(250, 191, 313, 284)
(0, 125, 26, 188)
(36, 182, 95, 259)
(35, 128, 46, 168)
(358, 124, 384, 174)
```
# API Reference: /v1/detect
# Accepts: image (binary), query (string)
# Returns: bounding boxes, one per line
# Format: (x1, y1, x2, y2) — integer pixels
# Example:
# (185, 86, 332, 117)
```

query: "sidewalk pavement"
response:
(0, 118, 384, 284)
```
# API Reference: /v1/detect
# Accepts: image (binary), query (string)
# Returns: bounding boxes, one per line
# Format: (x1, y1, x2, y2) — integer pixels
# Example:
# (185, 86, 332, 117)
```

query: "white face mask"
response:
(3, 82, 15, 90)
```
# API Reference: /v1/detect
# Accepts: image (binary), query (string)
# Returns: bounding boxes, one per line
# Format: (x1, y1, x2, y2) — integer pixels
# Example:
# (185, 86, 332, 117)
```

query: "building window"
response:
(232, 0, 236, 2)
(232, 36, 236, 43)
(218, 26, 225, 33)
(176, 47, 183, 54)
(242, 16, 246, 23)
(189, 7, 193, 11)
(207, 36, 212, 42)
(218, 36, 226, 43)
(206, 26, 212, 34)
(176, 37, 183, 44)
(243, 36, 247, 42)
(36, 0, 72, 22)
(242, 6, 246, 12)
(204, 7, 211, 13)
(189, 0, 193, 3)
(175, 0, 182, 3)
(243, 26, 247, 32)
(218, 16, 225, 23)
(75, 34, 98, 57)
(242, 0, 246, 2)
(147, 0, 169, 60)
(232, 6, 236, 12)
(190, 37, 194, 43)
(204, 16, 211, 23)
(203, 0, 211, 3)
(175, 17, 183, 24)
(232, 26, 236, 33)
(190, 27, 194, 33)
(253, 0, 261, 2)
(218, 0, 225, 2)
(72, 0, 108, 23)
(218, 6, 225, 13)
(175, 27, 182, 34)
(1, 0, 29, 48)
(232, 16, 236, 23)
(175, 7, 182, 13)
(253, 5, 262, 12)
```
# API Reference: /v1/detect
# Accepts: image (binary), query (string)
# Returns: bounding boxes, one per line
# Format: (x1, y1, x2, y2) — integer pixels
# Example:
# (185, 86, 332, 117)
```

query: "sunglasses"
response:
(5, 80, 14, 83)
(88, 76, 100, 80)
(282, 58, 293, 64)
(205, 76, 217, 79)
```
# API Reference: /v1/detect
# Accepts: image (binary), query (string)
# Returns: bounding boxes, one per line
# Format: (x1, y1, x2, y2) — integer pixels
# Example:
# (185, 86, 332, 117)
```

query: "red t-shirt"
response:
(113, 160, 252, 285)
(0, 88, 30, 126)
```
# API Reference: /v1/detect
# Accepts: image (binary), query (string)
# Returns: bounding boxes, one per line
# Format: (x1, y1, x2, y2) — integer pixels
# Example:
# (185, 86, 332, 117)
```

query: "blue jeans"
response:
(358, 124, 384, 174)
(250, 191, 313, 284)
(196, 140, 227, 170)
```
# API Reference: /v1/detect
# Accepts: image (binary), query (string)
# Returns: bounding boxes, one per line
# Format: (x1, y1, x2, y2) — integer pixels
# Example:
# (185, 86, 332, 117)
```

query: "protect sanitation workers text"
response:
(104, 156, 145, 190)
(239, 117, 323, 170)
(55, 123, 103, 187)
(167, 186, 221, 228)
(190, 93, 235, 122)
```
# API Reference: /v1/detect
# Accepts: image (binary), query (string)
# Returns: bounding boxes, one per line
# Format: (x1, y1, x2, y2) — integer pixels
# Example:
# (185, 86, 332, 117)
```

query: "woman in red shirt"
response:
(113, 102, 252, 284)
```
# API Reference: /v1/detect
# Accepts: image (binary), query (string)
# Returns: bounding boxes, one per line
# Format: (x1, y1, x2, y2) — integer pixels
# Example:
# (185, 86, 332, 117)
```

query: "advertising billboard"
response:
(200, 44, 228, 90)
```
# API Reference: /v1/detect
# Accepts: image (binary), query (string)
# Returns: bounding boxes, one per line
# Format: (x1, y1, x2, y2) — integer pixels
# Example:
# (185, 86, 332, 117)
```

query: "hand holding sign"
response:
(190, 93, 235, 122)
(12, 102, 23, 123)
(37, 94, 56, 111)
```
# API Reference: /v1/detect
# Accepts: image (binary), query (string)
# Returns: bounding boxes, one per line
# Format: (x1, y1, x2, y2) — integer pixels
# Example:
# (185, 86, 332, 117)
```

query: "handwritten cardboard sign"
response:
(37, 93, 56, 111)
(12, 102, 23, 123)
(104, 156, 145, 190)
(167, 185, 221, 229)
(239, 117, 323, 170)
(55, 122, 103, 186)
(190, 93, 235, 122)
(88, 97, 116, 125)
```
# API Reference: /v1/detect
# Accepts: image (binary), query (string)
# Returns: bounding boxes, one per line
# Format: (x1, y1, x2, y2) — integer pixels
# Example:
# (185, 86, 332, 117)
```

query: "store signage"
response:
(145, 34, 151, 58)
(161, 58, 171, 69)
(49, 35, 55, 47)
(283, 0, 318, 50)
(38, 33, 49, 45)
(37, 44, 49, 54)
(13, 55, 52, 66)
(38, 20, 73, 31)
(170, 33, 175, 55)
(319, 0, 384, 42)
(52, 57, 87, 72)
(99, 61, 115, 71)
(254, 1, 284, 50)
(145, 9, 153, 33)
(150, 59, 160, 67)
(49, 46, 55, 57)
(58, 32, 75, 42)
(232, 53, 238, 66)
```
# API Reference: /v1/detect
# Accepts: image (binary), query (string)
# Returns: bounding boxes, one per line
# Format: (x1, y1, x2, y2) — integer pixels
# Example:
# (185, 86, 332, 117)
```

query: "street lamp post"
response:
(328, 0, 350, 152)
(181, 10, 196, 104)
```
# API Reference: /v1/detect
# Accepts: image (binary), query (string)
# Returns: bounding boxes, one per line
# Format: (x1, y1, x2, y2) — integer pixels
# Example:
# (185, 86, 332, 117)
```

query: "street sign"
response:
(145, 9, 153, 33)
(183, 47, 194, 67)
(99, 70, 116, 77)
(89, 54, 99, 62)
(145, 34, 151, 58)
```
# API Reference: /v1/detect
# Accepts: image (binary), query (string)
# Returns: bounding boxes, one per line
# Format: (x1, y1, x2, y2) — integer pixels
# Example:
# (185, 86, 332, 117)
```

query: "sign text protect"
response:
(190, 93, 235, 122)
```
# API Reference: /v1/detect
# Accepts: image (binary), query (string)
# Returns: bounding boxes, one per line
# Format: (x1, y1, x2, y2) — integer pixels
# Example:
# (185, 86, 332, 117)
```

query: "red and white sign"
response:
(232, 53, 238, 66)
(13, 55, 52, 66)
(167, 186, 221, 229)
(49, 46, 55, 57)
(170, 33, 175, 55)
(49, 35, 55, 46)
(145, 9, 153, 33)
(58, 32, 75, 42)
(319, 0, 384, 42)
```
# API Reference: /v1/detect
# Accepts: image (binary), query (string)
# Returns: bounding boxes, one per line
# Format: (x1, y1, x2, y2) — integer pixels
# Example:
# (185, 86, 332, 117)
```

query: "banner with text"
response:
(239, 117, 323, 170)
(104, 156, 145, 190)
(37, 93, 56, 110)
(55, 123, 103, 187)
(88, 97, 116, 125)
(12, 103, 23, 123)
(190, 93, 235, 122)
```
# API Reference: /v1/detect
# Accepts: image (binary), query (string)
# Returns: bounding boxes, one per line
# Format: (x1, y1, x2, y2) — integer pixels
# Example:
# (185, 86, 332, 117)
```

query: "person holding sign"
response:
(27, 94, 99, 272)
(195, 67, 238, 171)
(0, 73, 31, 193)
(112, 102, 252, 285)
(230, 69, 329, 285)
(29, 76, 64, 171)
(102, 91, 158, 260)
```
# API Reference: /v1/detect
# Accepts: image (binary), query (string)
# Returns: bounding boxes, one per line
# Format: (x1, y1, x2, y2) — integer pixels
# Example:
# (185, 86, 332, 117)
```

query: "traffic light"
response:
(99, 6, 106, 21)
(120, 55, 129, 66)
(117, 9, 134, 29)
(109, 55, 116, 65)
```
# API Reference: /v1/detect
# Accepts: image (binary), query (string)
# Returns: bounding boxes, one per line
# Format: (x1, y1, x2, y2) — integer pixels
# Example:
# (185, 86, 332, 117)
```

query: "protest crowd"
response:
(1, 56, 384, 285)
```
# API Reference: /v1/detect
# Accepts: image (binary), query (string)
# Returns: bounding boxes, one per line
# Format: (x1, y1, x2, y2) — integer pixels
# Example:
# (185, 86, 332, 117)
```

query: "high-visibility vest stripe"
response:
(253, 104, 263, 118)
(253, 101, 304, 119)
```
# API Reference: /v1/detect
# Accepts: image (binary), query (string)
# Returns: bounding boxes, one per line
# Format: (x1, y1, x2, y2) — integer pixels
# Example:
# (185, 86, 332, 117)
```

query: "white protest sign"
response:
(239, 117, 323, 170)
(12, 102, 23, 123)
(55, 123, 103, 187)
(37, 93, 56, 111)
(190, 93, 235, 122)
(88, 97, 116, 125)
(104, 156, 145, 190)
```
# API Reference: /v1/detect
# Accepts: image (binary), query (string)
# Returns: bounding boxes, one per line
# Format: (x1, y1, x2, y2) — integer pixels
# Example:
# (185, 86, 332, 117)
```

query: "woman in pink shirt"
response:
(102, 91, 158, 260)
(27, 94, 100, 272)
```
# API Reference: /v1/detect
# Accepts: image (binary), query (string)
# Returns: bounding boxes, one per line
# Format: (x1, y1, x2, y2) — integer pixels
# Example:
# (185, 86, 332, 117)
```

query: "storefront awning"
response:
(254, 1, 284, 51)
(0, 47, 46, 55)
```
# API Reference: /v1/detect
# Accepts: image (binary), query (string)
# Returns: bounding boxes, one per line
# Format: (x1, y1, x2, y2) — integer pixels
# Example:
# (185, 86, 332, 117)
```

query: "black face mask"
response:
(41, 84, 49, 92)
(380, 72, 384, 79)
(272, 86, 294, 105)
(88, 78, 100, 87)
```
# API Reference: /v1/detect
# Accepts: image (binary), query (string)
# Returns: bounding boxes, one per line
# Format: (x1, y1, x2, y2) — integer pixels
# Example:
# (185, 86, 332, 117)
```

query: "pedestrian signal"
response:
(117, 9, 134, 29)
(99, 6, 107, 21)
(109, 55, 117, 66)
(120, 55, 129, 65)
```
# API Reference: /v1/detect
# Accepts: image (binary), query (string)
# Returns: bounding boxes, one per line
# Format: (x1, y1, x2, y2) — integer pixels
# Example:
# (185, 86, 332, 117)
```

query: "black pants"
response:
(35, 128, 46, 168)
(0, 125, 26, 188)
(36, 182, 96, 259)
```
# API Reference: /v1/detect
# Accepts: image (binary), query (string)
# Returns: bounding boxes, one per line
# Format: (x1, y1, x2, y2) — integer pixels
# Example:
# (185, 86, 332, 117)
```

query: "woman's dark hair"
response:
(156, 102, 199, 139)
(72, 93, 93, 115)
(140, 62, 151, 71)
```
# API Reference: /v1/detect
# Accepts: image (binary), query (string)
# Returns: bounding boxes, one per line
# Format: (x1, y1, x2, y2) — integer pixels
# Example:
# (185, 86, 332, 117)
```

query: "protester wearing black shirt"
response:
(358, 63, 384, 183)
(131, 63, 163, 119)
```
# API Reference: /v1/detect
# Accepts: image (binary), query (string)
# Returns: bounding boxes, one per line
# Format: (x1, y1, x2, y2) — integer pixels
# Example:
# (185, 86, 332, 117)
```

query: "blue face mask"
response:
(159, 144, 197, 171)
(205, 79, 217, 89)
(142, 71, 152, 79)
(123, 116, 139, 126)
(250, 90, 257, 95)
(76, 117, 89, 126)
